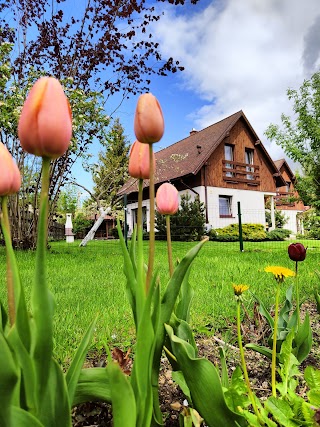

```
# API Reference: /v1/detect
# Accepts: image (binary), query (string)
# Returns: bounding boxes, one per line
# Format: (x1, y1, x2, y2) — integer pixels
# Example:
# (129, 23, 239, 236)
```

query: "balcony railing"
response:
(222, 160, 260, 185)
(275, 192, 296, 207)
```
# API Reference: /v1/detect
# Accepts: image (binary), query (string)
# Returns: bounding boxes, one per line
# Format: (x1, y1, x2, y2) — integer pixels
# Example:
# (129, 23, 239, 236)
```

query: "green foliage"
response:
(209, 223, 267, 242)
(55, 185, 78, 223)
(91, 118, 130, 211)
(297, 208, 320, 239)
(156, 194, 206, 241)
(265, 209, 288, 228)
(72, 213, 92, 236)
(265, 228, 291, 241)
(247, 285, 312, 364)
(265, 71, 320, 210)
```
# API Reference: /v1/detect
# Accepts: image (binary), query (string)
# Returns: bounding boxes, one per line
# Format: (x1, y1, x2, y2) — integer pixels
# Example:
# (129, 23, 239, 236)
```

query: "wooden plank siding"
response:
(203, 118, 276, 192)
(276, 164, 305, 210)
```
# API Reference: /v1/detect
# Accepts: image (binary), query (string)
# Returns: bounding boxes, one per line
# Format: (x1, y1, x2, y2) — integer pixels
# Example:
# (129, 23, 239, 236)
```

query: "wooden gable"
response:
(203, 117, 278, 192)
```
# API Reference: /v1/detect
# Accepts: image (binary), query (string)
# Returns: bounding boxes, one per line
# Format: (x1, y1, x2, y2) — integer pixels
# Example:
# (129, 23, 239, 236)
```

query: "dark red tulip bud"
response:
(288, 243, 307, 262)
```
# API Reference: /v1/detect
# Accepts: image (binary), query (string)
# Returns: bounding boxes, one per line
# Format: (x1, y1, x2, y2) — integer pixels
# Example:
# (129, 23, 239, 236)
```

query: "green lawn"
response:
(0, 239, 319, 364)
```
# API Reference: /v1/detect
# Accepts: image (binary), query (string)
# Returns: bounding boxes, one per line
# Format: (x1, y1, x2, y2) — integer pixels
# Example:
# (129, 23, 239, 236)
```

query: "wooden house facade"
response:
(119, 111, 306, 235)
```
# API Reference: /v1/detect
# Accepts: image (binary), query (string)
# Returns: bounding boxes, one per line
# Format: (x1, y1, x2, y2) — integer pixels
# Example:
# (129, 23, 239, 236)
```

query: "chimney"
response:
(190, 128, 198, 136)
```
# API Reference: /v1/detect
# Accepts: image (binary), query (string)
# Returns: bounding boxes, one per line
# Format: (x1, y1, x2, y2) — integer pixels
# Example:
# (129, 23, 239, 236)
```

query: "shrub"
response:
(265, 228, 291, 241)
(156, 193, 206, 241)
(209, 223, 266, 242)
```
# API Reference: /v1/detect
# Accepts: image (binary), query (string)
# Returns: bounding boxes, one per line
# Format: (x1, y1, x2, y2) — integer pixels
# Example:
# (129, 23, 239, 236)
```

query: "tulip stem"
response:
(146, 144, 155, 293)
(295, 261, 300, 328)
(31, 156, 54, 396)
(272, 281, 281, 397)
(136, 179, 145, 321)
(236, 299, 262, 423)
(1, 196, 15, 325)
(166, 215, 174, 277)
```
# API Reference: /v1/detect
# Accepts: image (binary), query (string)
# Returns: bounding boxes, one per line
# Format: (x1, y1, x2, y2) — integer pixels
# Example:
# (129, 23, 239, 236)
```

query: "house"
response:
(273, 159, 307, 234)
(119, 111, 305, 235)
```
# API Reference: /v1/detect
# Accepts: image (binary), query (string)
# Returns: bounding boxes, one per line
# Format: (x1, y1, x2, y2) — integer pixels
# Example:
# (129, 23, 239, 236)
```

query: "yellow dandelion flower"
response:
(264, 266, 295, 283)
(233, 284, 249, 296)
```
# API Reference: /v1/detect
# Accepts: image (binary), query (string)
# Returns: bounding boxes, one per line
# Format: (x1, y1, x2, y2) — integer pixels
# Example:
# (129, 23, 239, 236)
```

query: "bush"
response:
(265, 228, 292, 241)
(156, 194, 206, 242)
(209, 223, 266, 242)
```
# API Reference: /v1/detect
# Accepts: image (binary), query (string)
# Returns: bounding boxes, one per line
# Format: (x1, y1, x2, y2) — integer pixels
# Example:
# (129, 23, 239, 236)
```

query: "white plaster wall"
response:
(126, 199, 151, 234)
(205, 187, 268, 229)
(278, 209, 304, 235)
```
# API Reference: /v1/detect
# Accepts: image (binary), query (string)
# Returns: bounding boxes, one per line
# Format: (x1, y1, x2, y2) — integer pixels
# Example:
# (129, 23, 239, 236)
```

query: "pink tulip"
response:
(156, 183, 179, 215)
(0, 142, 21, 195)
(134, 93, 164, 144)
(128, 140, 155, 179)
(18, 77, 72, 159)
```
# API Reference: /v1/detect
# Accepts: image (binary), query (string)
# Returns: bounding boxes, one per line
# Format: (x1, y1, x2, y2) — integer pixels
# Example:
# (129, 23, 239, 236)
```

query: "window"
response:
(219, 195, 232, 217)
(245, 148, 254, 180)
(132, 207, 147, 231)
(224, 144, 234, 177)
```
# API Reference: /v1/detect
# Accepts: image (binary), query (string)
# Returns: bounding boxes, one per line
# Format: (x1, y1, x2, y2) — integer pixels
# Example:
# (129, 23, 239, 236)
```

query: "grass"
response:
(0, 238, 319, 364)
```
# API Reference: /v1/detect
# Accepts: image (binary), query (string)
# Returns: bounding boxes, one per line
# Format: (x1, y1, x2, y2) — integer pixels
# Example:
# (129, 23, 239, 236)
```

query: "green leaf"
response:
(175, 265, 193, 323)
(117, 220, 138, 327)
(278, 329, 299, 396)
(264, 397, 296, 427)
(0, 300, 8, 333)
(224, 366, 249, 413)
(10, 406, 44, 427)
(66, 317, 97, 404)
(7, 325, 37, 414)
(293, 313, 312, 363)
(0, 332, 19, 423)
(107, 361, 136, 427)
(253, 294, 274, 328)
(219, 347, 229, 389)
(165, 324, 245, 427)
(37, 359, 71, 427)
(72, 367, 111, 406)
(308, 389, 320, 407)
(171, 371, 191, 402)
(304, 366, 320, 390)
(245, 343, 273, 360)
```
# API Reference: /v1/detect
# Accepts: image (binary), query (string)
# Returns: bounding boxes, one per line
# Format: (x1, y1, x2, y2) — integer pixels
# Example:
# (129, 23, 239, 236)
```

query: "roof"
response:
(119, 110, 284, 195)
(274, 158, 295, 180)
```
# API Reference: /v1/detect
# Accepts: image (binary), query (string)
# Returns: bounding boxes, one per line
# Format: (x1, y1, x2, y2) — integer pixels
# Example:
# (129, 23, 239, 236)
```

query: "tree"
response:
(0, 0, 197, 248)
(92, 118, 130, 209)
(265, 72, 320, 210)
(156, 193, 205, 241)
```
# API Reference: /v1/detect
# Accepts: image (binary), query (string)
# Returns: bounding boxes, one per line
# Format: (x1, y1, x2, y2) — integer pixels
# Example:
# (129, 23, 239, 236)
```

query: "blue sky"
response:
(72, 0, 320, 197)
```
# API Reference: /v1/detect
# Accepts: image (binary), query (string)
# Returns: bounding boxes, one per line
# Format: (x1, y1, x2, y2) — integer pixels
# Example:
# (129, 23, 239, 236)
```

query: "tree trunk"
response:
(79, 207, 111, 247)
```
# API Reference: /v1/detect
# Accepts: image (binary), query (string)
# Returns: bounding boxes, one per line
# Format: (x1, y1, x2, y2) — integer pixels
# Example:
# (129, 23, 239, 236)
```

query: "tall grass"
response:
(0, 239, 318, 363)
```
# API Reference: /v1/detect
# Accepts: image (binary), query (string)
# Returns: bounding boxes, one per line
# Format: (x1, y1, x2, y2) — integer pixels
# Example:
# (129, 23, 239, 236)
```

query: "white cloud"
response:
(154, 0, 320, 166)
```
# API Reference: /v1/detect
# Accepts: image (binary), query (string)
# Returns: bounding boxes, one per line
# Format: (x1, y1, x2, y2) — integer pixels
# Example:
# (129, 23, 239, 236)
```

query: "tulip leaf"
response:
(66, 316, 97, 405)
(10, 407, 44, 427)
(108, 361, 136, 427)
(293, 313, 312, 363)
(7, 325, 37, 414)
(165, 324, 245, 427)
(37, 358, 71, 427)
(72, 367, 111, 406)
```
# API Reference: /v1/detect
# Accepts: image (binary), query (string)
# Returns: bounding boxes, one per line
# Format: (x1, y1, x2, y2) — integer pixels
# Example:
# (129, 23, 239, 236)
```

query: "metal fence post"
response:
(237, 201, 244, 252)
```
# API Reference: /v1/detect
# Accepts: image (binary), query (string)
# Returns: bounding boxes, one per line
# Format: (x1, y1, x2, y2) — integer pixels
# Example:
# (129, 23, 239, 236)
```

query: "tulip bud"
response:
(0, 142, 21, 196)
(134, 93, 164, 144)
(156, 183, 179, 215)
(18, 77, 72, 159)
(128, 140, 155, 179)
(288, 243, 307, 262)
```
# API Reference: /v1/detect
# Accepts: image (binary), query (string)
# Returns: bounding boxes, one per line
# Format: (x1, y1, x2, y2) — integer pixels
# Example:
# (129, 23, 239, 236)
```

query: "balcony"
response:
(275, 192, 296, 207)
(222, 160, 260, 185)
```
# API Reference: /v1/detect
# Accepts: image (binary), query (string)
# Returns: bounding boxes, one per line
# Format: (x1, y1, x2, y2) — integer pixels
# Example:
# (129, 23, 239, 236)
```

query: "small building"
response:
(119, 110, 306, 236)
